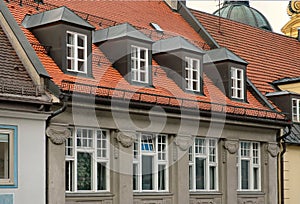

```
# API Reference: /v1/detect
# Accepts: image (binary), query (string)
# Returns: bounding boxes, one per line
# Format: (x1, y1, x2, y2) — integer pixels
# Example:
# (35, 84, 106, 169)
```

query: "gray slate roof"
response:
(285, 124, 300, 145)
(93, 23, 152, 43)
(153, 36, 204, 54)
(0, 0, 49, 77)
(22, 6, 94, 29)
(203, 47, 247, 64)
(272, 77, 300, 85)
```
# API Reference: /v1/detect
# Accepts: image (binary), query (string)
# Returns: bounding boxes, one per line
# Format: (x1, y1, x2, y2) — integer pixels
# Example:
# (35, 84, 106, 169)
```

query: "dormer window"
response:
(131, 46, 149, 84)
(185, 57, 200, 92)
(292, 98, 300, 122)
(231, 67, 244, 100)
(67, 31, 87, 73)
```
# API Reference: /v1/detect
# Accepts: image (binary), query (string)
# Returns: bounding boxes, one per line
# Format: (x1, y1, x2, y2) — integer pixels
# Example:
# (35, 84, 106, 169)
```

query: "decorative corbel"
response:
(114, 130, 136, 148)
(46, 125, 71, 145)
(224, 139, 239, 154)
(266, 142, 280, 158)
(174, 135, 194, 151)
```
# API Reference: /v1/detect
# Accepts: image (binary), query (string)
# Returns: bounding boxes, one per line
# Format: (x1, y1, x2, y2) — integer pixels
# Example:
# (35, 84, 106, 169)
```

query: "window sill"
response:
(133, 192, 173, 197)
(66, 192, 114, 198)
(189, 191, 222, 196)
(237, 191, 265, 195)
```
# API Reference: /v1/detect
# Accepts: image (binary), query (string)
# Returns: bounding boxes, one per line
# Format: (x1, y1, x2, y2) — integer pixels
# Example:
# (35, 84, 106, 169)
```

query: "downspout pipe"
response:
(278, 125, 291, 204)
(45, 93, 69, 204)
(46, 94, 69, 127)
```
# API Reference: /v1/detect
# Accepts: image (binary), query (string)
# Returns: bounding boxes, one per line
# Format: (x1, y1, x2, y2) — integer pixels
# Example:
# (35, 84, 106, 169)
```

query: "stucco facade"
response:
(46, 103, 282, 204)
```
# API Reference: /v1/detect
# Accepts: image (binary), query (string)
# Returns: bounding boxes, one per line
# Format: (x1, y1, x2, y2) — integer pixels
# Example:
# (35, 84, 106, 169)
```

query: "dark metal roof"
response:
(152, 36, 204, 54)
(213, 1, 273, 31)
(22, 6, 94, 29)
(272, 77, 300, 85)
(285, 124, 300, 144)
(93, 23, 153, 43)
(265, 90, 298, 97)
(203, 47, 247, 64)
(0, 0, 49, 78)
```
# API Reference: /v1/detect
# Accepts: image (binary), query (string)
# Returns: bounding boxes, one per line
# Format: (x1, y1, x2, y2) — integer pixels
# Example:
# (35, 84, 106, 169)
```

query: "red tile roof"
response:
(191, 9, 300, 95)
(3, 0, 286, 120)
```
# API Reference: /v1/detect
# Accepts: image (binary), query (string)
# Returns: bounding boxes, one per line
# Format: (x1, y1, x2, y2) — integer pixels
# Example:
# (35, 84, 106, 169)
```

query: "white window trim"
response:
(133, 133, 168, 192)
(189, 138, 218, 191)
(66, 31, 87, 73)
(231, 67, 244, 100)
(185, 57, 201, 92)
(238, 141, 261, 191)
(65, 128, 110, 193)
(0, 129, 14, 186)
(292, 98, 300, 122)
(131, 45, 149, 84)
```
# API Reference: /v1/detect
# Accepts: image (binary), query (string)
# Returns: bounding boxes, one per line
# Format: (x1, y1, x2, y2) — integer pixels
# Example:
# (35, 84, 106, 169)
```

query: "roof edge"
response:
(0, 0, 49, 78)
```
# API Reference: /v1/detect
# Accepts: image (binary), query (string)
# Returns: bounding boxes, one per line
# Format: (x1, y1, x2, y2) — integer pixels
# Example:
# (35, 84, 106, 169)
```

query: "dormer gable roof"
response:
(22, 6, 94, 29)
(204, 47, 248, 65)
(93, 23, 152, 43)
(153, 36, 204, 54)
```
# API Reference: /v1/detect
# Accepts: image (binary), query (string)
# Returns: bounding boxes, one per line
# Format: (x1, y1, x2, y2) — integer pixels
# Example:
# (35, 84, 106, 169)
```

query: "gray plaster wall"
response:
(49, 103, 281, 204)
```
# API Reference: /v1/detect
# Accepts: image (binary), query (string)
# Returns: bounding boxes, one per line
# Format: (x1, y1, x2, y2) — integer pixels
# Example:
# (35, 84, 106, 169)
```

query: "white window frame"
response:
(231, 67, 244, 100)
(189, 138, 218, 191)
(238, 141, 261, 191)
(0, 129, 15, 186)
(133, 133, 168, 192)
(131, 45, 149, 84)
(292, 98, 300, 122)
(185, 57, 201, 92)
(66, 31, 87, 73)
(65, 128, 110, 192)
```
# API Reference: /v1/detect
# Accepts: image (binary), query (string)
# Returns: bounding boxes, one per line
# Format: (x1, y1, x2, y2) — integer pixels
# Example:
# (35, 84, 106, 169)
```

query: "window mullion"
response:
(74, 129, 78, 192)
(93, 130, 97, 191)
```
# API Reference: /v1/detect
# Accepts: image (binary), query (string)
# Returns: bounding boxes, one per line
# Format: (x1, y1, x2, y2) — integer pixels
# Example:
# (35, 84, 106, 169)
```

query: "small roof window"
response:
(150, 22, 164, 33)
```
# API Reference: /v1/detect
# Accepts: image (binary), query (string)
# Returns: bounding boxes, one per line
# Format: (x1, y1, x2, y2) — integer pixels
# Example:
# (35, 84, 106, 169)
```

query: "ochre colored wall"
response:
(284, 145, 300, 204)
(279, 83, 300, 93)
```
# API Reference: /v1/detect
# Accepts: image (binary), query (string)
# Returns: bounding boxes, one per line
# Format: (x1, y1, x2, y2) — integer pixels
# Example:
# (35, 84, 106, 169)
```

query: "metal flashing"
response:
(203, 47, 248, 64)
(152, 36, 204, 54)
(265, 90, 298, 97)
(178, 1, 220, 49)
(272, 76, 300, 85)
(0, 0, 49, 78)
(93, 23, 153, 44)
(22, 6, 94, 29)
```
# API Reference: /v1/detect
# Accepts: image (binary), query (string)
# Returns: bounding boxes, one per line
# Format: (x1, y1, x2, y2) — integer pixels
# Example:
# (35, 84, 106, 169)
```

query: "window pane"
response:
(65, 161, 73, 191)
(196, 158, 205, 189)
(78, 35, 84, 47)
(209, 166, 216, 190)
(253, 167, 259, 190)
(0, 134, 9, 179)
(97, 162, 106, 190)
(189, 165, 193, 190)
(142, 155, 153, 190)
(158, 165, 166, 190)
(133, 163, 138, 190)
(140, 49, 146, 59)
(67, 59, 74, 70)
(78, 61, 85, 72)
(67, 33, 74, 44)
(67, 47, 74, 58)
(78, 49, 84, 60)
(241, 160, 249, 190)
(77, 152, 92, 190)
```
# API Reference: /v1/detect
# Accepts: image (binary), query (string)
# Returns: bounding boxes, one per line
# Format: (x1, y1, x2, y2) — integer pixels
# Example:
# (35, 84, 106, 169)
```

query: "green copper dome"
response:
(213, 0, 273, 31)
